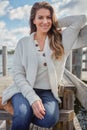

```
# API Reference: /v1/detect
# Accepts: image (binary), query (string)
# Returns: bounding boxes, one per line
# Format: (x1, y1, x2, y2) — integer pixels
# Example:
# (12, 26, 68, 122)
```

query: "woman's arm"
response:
(58, 15, 87, 56)
(58, 15, 86, 28)
(72, 25, 87, 49)
(13, 39, 41, 106)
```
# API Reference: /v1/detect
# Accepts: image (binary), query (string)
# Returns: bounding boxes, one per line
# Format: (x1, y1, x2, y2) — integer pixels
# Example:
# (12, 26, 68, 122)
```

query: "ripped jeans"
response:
(11, 89, 59, 130)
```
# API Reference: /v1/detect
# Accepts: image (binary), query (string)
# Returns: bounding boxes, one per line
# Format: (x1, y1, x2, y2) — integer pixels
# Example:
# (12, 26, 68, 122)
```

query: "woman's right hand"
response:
(31, 100, 46, 119)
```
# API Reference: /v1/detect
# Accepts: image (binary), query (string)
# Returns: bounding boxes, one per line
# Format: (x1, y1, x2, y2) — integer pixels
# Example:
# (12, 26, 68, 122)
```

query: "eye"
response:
(38, 16, 43, 19)
(47, 16, 51, 19)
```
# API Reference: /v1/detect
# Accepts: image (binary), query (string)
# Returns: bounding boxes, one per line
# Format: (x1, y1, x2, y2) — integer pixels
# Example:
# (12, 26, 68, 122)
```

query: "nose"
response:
(43, 18, 48, 24)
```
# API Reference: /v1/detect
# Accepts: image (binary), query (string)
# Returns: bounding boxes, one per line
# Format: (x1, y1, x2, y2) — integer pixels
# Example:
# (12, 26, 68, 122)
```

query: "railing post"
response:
(72, 48, 82, 79)
(85, 49, 87, 69)
(2, 46, 7, 76)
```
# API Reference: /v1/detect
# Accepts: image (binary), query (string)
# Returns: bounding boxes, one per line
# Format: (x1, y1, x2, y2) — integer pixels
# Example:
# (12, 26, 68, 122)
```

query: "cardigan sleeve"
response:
(12, 39, 41, 105)
(72, 25, 87, 49)
(58, 15, 87, 56)
(58, 15, 86, 28)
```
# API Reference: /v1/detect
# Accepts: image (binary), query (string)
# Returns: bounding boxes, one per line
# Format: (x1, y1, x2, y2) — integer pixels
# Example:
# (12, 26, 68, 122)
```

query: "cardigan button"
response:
(43, 53, 45, 57)
(38, 50, 41, 51)
(35, 44, 38, 47)
(43, 62, 47, 66)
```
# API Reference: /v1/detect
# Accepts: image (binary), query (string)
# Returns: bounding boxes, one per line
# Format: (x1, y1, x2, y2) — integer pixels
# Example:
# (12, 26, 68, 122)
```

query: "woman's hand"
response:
(31, 100, 46, 119)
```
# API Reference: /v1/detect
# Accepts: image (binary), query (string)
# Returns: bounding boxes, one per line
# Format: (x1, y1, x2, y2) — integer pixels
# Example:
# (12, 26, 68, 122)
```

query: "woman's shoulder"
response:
(17, 33, 34, 46)
(16, 36, 32, 49)
(18, 36, 30, 44)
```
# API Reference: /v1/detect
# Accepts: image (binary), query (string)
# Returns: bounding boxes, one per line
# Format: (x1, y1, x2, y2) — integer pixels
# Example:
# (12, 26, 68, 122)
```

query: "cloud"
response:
(0, 1, 30, 48)
(0, 0, 12, 16)
(0, 0, 87, 49)
(0, 21, 6, 29)
(59, 0, 79, 10)
(11, 27, 29, 35)
(9, 4, 32, 20)
(51, 0, 87, 17)
(0, 21, 29, 48)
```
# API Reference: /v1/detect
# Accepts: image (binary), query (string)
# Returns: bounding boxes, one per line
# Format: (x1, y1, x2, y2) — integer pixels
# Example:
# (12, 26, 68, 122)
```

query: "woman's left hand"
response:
(31, 100, 46, 119)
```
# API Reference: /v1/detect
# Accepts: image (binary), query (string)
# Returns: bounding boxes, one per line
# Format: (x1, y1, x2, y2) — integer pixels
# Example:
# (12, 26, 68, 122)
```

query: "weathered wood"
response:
(6, 120, 11, 130)
(0, 109, 74, 122)
(0, 110, 12, 120)
(62, 81, 75, 130)
(53, 73, 75, 130)
(82, 59, 87, 62)
(85, 49, 87, 70)
(2, 46, 7, 76)
(63, 89, 74, 110)
(83, 50, 87, 54)
(53, 120, 74, 130)
(0, 109, 74, 130)
(82, 68, 87, 71)
(72, 49, 82, 79)
(73, 113, 82, 130)
(65, 68, 87, 110)
(59, 110, 74, 121)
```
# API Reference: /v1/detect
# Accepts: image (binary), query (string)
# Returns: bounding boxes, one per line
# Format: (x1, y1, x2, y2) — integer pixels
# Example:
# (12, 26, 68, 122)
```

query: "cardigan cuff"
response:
(26, 94, 42, 106)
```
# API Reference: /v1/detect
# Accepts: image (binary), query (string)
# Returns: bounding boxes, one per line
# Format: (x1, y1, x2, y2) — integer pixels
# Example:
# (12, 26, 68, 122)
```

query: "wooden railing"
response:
(82, 49, 87, 71)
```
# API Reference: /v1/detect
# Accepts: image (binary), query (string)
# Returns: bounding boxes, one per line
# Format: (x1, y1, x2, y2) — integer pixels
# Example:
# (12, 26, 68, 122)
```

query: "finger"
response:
(34, 109, 44, 119)
(39, 108, 45, 116)
(35, 104, 45, 118)
(39, 101, 46, 115)
(32, 100, 45, 119)
(40, 102, 46, 111)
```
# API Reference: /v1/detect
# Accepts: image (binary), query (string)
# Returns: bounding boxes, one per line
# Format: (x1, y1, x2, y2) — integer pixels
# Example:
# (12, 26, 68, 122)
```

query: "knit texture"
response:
(2, 15, 86, 105)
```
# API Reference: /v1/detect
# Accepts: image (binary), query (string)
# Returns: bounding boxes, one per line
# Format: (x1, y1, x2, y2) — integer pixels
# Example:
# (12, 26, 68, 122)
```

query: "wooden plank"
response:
(64, 68, 87, 110)
(82, 68, 87, 71)
(82, 60, 87, 62)
(83, 51, 87, 54)
(72, 49, 82, 79)
(0, 110, 12, 120)
(0, 109, 74, 130)
(63, 90, 74, 110)
(73, 113, 82, 130)
(6, 120, 11, 130)
(0, 109, 74, 122)
(62, 80, 75, 130)
(59, 110, 74, 122)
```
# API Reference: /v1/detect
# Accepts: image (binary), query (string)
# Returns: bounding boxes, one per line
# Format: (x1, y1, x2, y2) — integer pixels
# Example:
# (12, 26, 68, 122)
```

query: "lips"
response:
(41, 26, 50, 29)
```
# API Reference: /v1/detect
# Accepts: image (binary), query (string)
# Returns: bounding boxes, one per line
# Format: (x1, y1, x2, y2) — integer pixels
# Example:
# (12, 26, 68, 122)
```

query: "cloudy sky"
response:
(0, 0, 87, 49)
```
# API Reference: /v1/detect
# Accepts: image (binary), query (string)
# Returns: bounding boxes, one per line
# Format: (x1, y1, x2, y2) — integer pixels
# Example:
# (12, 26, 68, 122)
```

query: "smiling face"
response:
(33, 8, 52, 34)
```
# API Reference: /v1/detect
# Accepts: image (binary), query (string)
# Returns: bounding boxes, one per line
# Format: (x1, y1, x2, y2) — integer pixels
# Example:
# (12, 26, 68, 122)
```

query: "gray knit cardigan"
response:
(2, 15, 87, 105)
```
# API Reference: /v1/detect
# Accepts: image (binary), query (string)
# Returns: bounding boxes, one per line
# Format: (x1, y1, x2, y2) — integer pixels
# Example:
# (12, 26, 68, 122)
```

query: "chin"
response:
(41, 29, 50, 33)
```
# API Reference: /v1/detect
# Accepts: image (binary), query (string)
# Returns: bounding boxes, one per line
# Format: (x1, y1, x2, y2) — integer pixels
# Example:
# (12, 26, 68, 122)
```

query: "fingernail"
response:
(42, 117, 44, 119)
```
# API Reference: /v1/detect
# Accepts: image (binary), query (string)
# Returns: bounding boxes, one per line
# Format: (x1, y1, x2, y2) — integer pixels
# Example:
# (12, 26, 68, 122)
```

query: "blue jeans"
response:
(11, 89, 59, 130)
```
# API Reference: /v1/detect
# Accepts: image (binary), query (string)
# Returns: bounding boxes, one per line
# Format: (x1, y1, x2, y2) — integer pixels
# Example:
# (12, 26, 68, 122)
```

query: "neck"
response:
(35, 32, 47, 42)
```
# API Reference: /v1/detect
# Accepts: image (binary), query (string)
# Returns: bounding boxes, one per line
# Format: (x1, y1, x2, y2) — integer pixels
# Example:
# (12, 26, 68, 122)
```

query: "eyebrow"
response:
(37, 15, 51, 17)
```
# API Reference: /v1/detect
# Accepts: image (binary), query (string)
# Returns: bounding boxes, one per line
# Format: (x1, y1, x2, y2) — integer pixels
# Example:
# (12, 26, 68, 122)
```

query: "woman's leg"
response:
(11, 93, 33, 130)
(32, 90, 59, 128)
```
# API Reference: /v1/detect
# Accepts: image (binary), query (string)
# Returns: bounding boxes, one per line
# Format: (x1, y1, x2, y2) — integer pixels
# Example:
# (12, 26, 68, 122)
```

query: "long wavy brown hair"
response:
(29, 1, 64, 60)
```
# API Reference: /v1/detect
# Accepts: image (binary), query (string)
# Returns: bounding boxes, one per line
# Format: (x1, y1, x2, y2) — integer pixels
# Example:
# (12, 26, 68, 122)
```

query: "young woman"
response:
(2, 1, 86, 130)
